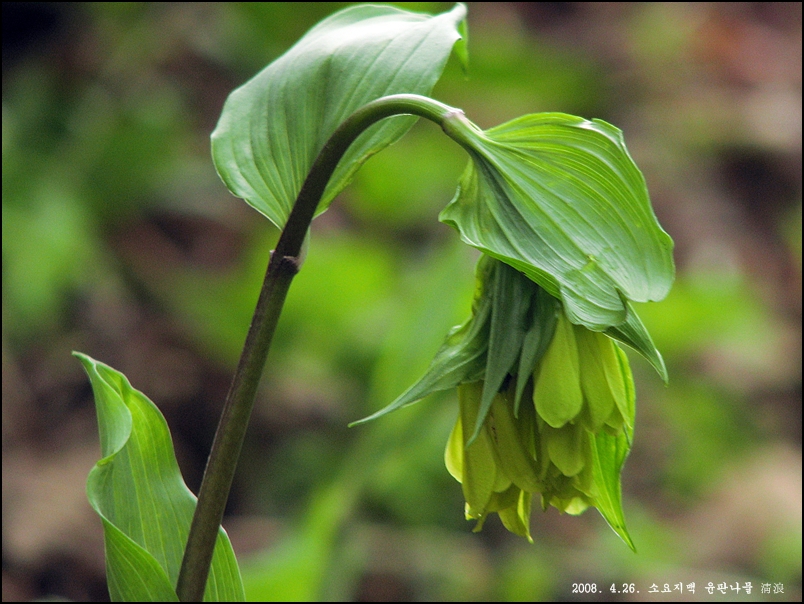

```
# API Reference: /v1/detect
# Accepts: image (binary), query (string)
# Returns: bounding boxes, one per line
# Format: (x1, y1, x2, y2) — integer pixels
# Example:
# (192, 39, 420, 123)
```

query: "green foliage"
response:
(75, 353, 244, 602)
(73, 2, 677, 599)
(211, 3, 467, 229)
(213, 0, 674, 547)
(440, 112, 674, 331)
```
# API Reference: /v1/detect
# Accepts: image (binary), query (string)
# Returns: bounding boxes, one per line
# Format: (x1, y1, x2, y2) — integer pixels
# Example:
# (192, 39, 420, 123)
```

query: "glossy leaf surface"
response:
(440, 112, 675, 331)
(212, 3, 467, 229)
(76, 353, 244, 602)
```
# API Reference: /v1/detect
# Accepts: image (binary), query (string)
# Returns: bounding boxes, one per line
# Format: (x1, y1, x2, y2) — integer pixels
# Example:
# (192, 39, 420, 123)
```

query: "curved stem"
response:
(275, 94, 462, 260)
(176, 93, 463, 601)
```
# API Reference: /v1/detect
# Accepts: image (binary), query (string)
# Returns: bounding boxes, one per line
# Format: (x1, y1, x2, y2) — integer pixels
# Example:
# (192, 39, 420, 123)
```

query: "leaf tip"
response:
(72, 350, 95, 372)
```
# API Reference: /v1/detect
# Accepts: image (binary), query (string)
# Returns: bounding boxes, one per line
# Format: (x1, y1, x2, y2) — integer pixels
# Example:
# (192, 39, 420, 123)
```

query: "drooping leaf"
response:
(475, 258, 533, 440)
(212, 3, 467, 229)
(605, 301, 668, 382)
(75, 353, 244, 602)
(439, 112, 675, 331)
(349, 301, 488, 426)
(514, 286, 559, 415)
(614, 344, 636, 441)
(583, 343, 636, 549)
(587, 429, 635, 551)
(349, 254, 492, 426)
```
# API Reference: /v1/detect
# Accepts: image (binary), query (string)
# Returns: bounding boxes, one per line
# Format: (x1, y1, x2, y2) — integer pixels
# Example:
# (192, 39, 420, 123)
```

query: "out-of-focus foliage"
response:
(2, 2, 800, 602)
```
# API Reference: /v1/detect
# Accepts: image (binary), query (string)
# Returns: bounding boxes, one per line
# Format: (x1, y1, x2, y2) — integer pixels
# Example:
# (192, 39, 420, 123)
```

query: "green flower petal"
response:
(575, 327, 623, 431)
(533, 312, 583, 427)
(497, 490, 534, 543)
(544, 422, 587, 477)
(487, 390, 541, 492)
(458, 383, 506, 517)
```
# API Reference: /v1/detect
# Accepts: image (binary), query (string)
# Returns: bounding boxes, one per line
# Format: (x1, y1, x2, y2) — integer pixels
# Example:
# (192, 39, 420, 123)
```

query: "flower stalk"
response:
(176, 94, 472, 602)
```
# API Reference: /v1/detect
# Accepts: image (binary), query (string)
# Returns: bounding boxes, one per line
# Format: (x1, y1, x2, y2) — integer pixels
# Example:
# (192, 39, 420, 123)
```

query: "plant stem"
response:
(176, 93, 463, 601)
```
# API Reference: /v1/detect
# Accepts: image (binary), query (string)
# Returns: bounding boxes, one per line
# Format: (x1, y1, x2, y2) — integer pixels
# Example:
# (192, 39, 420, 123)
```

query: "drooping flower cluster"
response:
(441, 256, 636, 546)
(356, 255, 645, 548)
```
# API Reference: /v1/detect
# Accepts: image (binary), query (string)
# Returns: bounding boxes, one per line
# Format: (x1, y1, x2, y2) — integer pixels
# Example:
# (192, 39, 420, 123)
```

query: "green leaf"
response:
(614, 344, 636, 441)
(75, 353, 244, 602)
(514, 286, 559, 415)
(212, 3, 467, 229)
(349, 255, 491, 426)
(605, 301, 668, 382)
(587, 429, 635, 551)
(474, 258, 532, 440)
(440, 113, 675, 331)
(584, 344, 635, 550)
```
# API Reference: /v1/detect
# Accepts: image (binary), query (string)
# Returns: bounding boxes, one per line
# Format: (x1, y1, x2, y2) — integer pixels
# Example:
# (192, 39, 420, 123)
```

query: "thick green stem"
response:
(176, 93, 462, 602)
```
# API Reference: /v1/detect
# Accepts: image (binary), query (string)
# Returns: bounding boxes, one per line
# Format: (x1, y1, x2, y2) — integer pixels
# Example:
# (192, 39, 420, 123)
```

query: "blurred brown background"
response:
(3, 2, 801, 601)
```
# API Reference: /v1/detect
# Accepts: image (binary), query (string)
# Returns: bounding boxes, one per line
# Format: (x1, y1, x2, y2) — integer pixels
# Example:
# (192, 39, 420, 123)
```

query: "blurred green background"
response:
(2, 2, 801, 601)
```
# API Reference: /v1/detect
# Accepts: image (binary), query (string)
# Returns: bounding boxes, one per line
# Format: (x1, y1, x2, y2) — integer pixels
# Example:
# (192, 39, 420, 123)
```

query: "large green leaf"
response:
(75, 353, 244, 602)
(440, 112, 675, 331)
(212, 3, 467, 229)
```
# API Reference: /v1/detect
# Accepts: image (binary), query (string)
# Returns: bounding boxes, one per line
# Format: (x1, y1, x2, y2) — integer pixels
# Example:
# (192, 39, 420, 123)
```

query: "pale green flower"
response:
(355, 254, 661, 549)
(441, 266, 637, 546)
